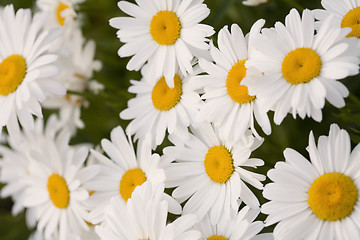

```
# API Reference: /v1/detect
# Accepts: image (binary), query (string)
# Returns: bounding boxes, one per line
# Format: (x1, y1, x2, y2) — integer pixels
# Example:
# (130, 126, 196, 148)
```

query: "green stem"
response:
(66, 90, 90, 98)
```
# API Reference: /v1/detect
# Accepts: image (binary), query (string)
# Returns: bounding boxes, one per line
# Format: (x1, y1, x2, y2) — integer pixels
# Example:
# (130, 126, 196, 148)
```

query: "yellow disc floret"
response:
(0, 55, 26, 96)
(47, 173, 70, 209)
(341, 7, 360, 38)
(204, 146, 234, 184)
(207, 235, 228, 240)
(120, 168, 147, 201)
(282, 48, 321, 85)
(150, 10, 181, 45)
(56, 2, 70, 26)
(226, 60, 255, 104)
(152, 74, 182, 111)
(308, 172, 358, 221)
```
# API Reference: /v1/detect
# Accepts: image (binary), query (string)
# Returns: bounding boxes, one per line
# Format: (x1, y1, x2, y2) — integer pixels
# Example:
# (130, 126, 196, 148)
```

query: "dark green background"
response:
(0, 0, 359, 238)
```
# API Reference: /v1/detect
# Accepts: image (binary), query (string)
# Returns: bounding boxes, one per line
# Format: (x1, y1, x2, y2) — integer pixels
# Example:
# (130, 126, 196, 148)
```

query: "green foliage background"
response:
(0, 0, 359, 239)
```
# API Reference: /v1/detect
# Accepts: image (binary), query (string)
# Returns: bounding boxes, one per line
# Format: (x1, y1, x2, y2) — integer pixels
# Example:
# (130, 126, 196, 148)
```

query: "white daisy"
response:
(36, 0, 84, 27)
(120, 64, 203, 148)
(0, 5, 65, 138)
(0, 115, 61, 216)
(109, 0, 214, 87)
(242, 0, 268, 6)
(262, 123, 360, 240)
(84, 126, 180, 225)
(95, 182, 201, 240)
(164, 122, 265, 224)
(244, 8, 360, 125)
(21, 124, 100, 240)
(193, 22, 271, 141)
(195, 206, 264, 240)
(36, 0, 84, 50)
(313, 0, 360, 40)
(42, 28, 103, 135)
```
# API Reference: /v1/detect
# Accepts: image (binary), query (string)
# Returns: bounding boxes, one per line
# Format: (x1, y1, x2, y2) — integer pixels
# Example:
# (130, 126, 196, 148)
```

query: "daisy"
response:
(109, 0, 214, 87)
(95, 182, 201, 240)
(0, 115, 61, 216)
(0, 5, 65, 138)
(262, 123, 360, 239)
(244, 9, 360, 125)
(193, 22, 271, 141)
(163, 122, 265, 224)
(21, 123, 100, 240)
(194, 206, 264, 240)
(36, 0, 84, 27)
(313, 0, 360, 39)
(84, 126, 180, 225)
(36, 0, 84, 50)
(42, 28, 103, 135)
(120, 64, 203, 148)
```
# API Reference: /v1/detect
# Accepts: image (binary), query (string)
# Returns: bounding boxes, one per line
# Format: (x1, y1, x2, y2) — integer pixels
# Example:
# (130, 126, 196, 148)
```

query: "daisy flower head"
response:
(36, 0, 84, 27)
(42, 28, 103, 135)
(21, 123, 100, 240)
(195, 206, 264, 240)
(84, 126, 180, 225)
(0, 5, 65, 138)
(262, 123, 360, 240)
(36, 0, 85, 49)
(109, 0, 214, 87)
(96, 182, 201, 240)
(0, 114, 61, 216)
(313, 0, 360, 40)
(164, 121, 265, 224)
(120, 64, 203, 148)
(244, 8, 360, 125)
(193, 22, 271, 141)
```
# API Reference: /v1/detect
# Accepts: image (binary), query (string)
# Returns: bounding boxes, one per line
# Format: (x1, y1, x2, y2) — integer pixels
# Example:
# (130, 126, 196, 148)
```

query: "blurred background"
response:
(0, 0, 359, 238)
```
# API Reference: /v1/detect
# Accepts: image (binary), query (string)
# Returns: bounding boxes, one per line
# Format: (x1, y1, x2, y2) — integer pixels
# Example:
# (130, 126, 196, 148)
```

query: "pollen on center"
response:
(152, 74, 182, 111)
(226, 60, 255, 104)
(47, 173, 70, 209)
(120, 168, 147, 201)
(204, 146, 234, 184)
(281, 48, 321, 85)
(307, 172, 358, 221)
(150, 10, 182, 45)
(56, 2, 71, 26)
(341, 6, 360, 38)
(207, 235, 228, 240)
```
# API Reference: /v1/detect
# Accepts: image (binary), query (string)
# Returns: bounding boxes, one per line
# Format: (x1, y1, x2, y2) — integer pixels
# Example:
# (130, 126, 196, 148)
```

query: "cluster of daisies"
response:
(1, 0, 360, 239)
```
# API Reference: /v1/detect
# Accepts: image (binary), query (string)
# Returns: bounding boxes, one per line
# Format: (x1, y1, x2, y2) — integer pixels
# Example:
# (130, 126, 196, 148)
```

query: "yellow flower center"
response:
(226, 60, 255, 104)
(47, 173, 70, 209)
(307, 172, 358, 221)
(281, 48, 321, 85)
(207, 235, 228, 240)
(204, 146, 234, 184)
(150, 10, 181, 45)
(0, 55, 26, 96)
(341, 7, 360, 38)
(151, 74, 182, 111)
(56, 2, 70, 26)
(120, 168, 146, 201)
